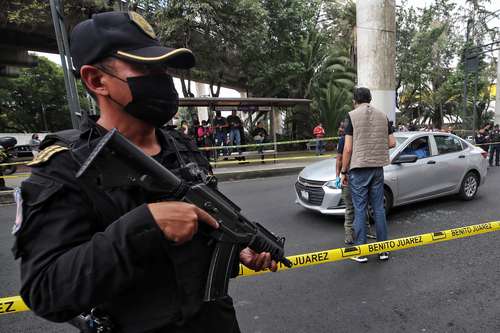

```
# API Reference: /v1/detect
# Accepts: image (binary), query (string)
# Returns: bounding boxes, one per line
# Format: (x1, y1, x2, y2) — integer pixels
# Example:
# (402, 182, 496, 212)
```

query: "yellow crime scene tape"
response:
(239, 220, 500, 276)
(0, 161, 31, 167)
(0, 296, 29, 315)
(199, 136, 339, 151)
(2, 221, 499, 315)
(209, 153, 335, 166)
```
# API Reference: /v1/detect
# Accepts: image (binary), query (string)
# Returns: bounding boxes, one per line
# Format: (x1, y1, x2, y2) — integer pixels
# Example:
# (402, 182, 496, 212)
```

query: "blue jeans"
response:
(489, 145, 500, 166)
(349, 167, 388, 245)
(315, 138, 324, 155)
(255, 139, 264, 153)
(215, 131, 227, 156)
(229, 129, 241, 154)
(229, 129, 241, 145)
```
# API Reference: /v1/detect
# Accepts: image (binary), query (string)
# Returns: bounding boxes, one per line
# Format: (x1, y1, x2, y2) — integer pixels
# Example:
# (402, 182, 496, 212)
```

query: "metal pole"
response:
(271, 108, 277, 163)
(495, 48, 500, 125)
(463, 19, 471, 132)
(473, 68, 479, 134)
(49, 0, 80, 129)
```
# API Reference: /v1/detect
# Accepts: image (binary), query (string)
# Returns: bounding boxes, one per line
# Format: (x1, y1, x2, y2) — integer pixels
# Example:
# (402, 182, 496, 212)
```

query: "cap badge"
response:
(128, 11, 156, 39)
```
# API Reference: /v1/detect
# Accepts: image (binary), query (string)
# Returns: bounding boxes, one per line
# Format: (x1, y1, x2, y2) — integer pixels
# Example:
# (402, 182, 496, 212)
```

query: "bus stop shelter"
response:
(179, 97, 311, 159)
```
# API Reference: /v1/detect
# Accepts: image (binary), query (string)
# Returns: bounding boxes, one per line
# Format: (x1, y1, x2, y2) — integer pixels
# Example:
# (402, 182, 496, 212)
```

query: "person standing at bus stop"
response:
(313, 122, 325, 155)
(340, 87, 396, 263)
(213, 111, 228, 157)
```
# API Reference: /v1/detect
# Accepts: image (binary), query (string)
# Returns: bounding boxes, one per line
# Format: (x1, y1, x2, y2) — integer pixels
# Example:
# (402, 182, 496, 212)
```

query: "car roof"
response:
(394, 131, 455, 138)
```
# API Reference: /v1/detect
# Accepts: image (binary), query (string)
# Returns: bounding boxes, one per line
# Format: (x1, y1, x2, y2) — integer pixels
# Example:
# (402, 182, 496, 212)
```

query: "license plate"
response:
(300, 190, 309, 201)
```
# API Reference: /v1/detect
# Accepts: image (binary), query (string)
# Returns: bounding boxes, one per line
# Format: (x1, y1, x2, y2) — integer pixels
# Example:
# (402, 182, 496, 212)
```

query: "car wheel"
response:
(459, 171, 479, 201)
(368, 188, 393, 222)
(2, 165, 16, 176)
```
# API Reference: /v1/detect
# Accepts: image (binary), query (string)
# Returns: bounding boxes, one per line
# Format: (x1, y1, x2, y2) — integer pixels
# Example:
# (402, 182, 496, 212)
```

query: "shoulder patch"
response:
(26, 145, 69, 167)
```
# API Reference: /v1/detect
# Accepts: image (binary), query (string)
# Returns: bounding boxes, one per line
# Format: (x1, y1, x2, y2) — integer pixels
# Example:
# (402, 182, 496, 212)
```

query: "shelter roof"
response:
(179, 97, 311, 108)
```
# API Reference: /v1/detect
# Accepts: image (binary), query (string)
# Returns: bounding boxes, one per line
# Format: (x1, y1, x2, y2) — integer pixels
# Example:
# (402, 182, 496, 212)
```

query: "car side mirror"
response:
(392, 154, 418, 164)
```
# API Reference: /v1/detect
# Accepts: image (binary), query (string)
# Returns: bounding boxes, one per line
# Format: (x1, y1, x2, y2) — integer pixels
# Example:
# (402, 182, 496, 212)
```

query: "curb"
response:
(215, 166, 303, 182)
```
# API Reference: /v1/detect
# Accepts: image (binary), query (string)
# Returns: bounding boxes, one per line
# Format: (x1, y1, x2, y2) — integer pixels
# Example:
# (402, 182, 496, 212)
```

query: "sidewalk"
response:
(211, 150, 334, 181)
(214, 160, 311, 181)
(0, 152, 335, 203)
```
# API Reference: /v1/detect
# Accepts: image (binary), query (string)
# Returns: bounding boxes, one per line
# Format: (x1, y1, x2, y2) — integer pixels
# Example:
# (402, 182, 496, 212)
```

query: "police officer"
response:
(13, 11, 276, 333)
(489, 124, 500, 167)
(475, 128, 487, 145)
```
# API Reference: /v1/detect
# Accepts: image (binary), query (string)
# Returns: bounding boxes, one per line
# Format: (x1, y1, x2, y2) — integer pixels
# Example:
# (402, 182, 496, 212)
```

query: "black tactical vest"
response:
(40, 126, 222, 331)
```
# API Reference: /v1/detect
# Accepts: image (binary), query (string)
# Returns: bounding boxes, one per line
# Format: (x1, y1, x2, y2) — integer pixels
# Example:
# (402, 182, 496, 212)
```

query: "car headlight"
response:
(325, 179, 340, 189)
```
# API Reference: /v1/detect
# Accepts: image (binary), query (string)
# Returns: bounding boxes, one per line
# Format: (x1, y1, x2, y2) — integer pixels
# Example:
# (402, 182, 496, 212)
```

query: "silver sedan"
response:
(295, 132, 488, 215)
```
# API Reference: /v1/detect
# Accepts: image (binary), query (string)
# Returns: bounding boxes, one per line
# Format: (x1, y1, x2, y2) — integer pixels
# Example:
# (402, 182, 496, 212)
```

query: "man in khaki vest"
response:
(340, 87, 396, 263)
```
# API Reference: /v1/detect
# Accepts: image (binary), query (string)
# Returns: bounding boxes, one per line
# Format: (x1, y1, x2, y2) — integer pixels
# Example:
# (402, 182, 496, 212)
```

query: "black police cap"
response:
(70, 11, 195, 75)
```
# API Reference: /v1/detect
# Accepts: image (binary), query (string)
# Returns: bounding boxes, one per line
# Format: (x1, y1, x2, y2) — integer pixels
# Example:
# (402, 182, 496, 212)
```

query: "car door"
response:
(394, 135, 442, 204)
(431, 134, 467, 193)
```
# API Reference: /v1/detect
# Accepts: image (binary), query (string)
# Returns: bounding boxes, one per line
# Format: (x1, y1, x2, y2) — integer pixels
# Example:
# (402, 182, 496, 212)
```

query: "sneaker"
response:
(349, 256, 368, 263)
(378, 252, 390, 261)
(367, 233, 376, 239)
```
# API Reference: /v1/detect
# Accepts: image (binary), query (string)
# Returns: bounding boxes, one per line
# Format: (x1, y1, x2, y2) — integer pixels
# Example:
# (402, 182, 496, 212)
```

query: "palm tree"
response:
(316, 83, 352, 136)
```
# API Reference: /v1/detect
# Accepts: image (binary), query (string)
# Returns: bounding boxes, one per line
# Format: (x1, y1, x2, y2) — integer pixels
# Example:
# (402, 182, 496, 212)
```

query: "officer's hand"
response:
(148, 202, 219, 244)
(239, 247, 278, 272)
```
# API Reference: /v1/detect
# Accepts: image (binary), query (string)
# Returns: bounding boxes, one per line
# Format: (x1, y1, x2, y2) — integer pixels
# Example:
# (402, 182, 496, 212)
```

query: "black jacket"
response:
(13, 115, 238, 333)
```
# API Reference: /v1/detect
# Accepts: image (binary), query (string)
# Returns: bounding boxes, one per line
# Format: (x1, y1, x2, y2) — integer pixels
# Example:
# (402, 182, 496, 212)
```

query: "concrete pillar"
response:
(356, 0, 396, 122)
(0, 48, 38, 67)
(495, 49, 500, 125)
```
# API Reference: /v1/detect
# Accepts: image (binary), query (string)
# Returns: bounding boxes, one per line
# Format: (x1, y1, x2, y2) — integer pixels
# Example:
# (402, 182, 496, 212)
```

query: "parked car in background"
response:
(14, 145, 35, 159)
(295, 132, 488, 215)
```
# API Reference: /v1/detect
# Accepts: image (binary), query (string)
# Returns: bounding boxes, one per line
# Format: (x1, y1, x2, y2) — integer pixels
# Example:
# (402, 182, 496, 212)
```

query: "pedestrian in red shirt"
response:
(313, 122, 325, 155)
(197, 120, 214, 160)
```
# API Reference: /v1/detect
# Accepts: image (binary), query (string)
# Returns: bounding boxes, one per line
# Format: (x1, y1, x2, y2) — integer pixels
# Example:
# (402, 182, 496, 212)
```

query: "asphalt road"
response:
(2, 169, 500, 332)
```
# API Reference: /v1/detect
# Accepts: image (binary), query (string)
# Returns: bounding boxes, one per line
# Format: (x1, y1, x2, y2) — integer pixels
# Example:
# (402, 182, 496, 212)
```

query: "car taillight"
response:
(481, 151, 488, 159)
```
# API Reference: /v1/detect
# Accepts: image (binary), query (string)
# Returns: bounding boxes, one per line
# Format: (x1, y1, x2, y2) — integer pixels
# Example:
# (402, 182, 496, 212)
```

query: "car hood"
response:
(300, 158, 336, 182)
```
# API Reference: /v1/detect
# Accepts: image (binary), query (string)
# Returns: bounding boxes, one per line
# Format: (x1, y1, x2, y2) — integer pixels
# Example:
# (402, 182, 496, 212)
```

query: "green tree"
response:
(150, 0, 267, 97)
(0, 57, 74, 132)
(396, 0, 497, 130)
(396, 0, 463, 128)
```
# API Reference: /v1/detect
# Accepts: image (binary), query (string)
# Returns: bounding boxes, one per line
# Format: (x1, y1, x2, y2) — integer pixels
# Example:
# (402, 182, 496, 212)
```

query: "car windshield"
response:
(389, 136, 408, 155)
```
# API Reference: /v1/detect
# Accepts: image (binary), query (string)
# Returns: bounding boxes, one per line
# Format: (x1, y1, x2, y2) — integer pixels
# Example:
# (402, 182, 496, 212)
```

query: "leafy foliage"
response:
(0, 57, 87, 132)
(3, 0, 496, 136)
(396, 0, 497, 130)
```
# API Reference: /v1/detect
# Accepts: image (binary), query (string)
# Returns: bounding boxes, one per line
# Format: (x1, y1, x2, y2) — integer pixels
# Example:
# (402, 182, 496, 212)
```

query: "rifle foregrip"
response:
(249, 223, 293, 268)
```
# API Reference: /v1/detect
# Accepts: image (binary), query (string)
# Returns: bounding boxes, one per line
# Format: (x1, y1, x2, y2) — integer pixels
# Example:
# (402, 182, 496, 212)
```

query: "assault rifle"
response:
(76, 129, 292, 301)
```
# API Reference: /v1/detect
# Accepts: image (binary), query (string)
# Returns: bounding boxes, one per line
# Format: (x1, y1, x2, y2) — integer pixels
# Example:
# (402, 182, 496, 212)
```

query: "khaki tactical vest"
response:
(349, 103, 390, 170)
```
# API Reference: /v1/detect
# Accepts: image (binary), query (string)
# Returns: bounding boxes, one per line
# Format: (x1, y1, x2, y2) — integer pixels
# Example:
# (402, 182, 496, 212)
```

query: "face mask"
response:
(101, 68, 179, 127)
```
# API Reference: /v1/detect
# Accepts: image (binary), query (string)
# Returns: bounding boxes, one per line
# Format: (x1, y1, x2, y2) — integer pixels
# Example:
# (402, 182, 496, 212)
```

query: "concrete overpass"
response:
(0, 1, 245, 92)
